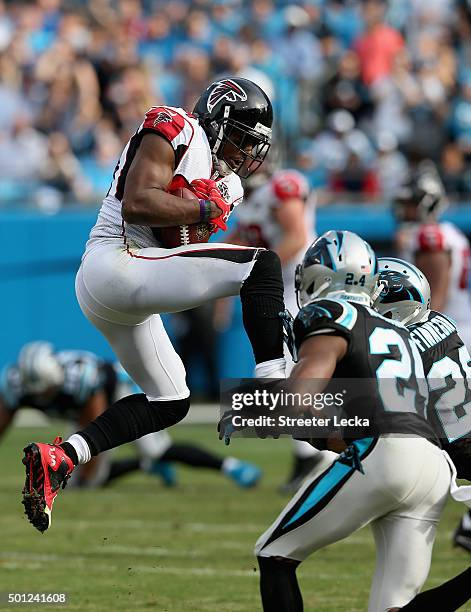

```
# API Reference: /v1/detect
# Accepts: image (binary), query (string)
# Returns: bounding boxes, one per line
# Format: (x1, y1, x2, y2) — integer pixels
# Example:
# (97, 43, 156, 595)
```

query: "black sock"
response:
(258, 556, 303, 612)
(401, 567, 471, 611)
(60, 442, 78, 466)
(160, 443, 223, 470)
(104, 459, 141, 485)
(240, 250, 285, 364)
(76, 394, 190, 456)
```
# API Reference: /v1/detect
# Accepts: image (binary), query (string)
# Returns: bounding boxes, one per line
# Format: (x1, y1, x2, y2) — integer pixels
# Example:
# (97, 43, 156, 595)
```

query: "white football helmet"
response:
(375, 257, 431, 325)
(18, 342, 64, 394)
(295, 230, 379, 308)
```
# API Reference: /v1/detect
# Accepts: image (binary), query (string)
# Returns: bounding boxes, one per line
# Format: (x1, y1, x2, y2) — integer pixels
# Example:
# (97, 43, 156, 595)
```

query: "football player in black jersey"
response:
(254, 231, 451, 612)
(376, 256, 471, 609)
(1, 342, 261, 490)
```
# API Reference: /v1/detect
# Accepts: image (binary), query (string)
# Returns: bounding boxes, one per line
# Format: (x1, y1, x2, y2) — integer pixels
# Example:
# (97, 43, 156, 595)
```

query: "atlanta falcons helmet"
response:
(193, 77, 273, 179)
(375, 257, 431, 326)
(393, 160, 447, 222)
(18, 341, 64, 394)
(295, 230, 379, 308)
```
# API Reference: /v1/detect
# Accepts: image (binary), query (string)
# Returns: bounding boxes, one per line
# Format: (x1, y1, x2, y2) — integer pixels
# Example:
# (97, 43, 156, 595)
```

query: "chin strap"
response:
(401, 305, 423, 326)
(311, 279, 332, 301)
(371, 280, 386, 305)
(211, 154, 232, 179)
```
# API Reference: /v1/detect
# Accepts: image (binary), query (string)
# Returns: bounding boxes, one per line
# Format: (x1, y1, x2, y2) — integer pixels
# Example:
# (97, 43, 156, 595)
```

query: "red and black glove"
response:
(190, 179, 230, 233)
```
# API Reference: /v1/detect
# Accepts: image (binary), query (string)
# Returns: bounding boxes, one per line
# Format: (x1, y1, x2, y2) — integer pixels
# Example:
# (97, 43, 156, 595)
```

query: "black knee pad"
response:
(149, 396, 190, 429)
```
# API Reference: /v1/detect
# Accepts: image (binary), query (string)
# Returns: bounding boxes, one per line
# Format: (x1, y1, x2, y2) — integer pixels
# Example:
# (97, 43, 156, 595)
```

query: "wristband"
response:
(199, 199, 212, 222)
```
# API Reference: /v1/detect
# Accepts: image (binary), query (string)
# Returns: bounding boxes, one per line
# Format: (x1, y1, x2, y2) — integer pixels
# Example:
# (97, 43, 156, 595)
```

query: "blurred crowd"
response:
(2, 0, 471, 209)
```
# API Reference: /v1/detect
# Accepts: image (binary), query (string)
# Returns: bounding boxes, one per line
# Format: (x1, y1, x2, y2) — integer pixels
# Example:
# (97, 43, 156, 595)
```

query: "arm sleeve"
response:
(142, 107, 188, 148)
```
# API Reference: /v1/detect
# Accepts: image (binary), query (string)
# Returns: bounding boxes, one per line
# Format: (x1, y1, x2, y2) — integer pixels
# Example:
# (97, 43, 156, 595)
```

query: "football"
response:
(153, 187, 211, 248)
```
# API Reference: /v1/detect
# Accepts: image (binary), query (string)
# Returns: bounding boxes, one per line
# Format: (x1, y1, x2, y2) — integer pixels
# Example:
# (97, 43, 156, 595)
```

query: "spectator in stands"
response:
(354, 0, 404, 86)
(38, 131, 91, 207)
(0, 0, 470, 207)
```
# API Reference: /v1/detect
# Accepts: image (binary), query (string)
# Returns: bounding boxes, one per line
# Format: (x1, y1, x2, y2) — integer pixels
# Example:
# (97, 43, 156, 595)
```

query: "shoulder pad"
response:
(417, 224, 447, 252)
(294, 298, 358, 351)
(272, 170, 309, 202)
(143, 106, 187, 145)
(297, 299, 358, 331)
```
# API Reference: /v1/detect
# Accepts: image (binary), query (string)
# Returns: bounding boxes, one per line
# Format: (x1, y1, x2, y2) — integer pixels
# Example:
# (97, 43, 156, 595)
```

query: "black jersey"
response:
(408, 310, 471, 478)
(293, 298, 437, 441)
(0, 351, 117, 420)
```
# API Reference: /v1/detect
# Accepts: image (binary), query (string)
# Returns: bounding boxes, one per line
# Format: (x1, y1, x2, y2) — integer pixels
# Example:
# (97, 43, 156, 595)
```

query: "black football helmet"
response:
(393, 160, 447, 222)
(193, 77, 273, 179)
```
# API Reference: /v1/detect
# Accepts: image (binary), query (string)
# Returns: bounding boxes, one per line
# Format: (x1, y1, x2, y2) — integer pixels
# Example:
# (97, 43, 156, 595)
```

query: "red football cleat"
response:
(21, 437, 74, 533)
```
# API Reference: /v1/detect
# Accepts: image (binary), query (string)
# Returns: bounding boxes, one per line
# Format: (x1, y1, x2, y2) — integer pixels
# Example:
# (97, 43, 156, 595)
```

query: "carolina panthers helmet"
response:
(193, 77, 272, 179)
(295, 230, 379, 308)
(18, 342, 64, 394)
(393, 160, 447, 223)
(375, 257, 431, 325)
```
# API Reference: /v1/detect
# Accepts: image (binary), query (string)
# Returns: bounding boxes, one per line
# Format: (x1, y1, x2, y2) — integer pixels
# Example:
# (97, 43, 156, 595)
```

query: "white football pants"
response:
(255, 436, 451, 611)
(76, 242, 259, 401)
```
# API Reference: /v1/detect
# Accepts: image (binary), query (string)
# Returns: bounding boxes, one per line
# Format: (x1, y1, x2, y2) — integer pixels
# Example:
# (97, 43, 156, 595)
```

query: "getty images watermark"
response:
(230, 389, 368, 428)
(219, 378, 438, 441)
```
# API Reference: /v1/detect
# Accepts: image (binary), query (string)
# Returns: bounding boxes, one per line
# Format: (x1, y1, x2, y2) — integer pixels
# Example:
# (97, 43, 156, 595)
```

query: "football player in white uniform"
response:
(21, 78, 286, 532)
(395, 161, 471, 347)
(244, 231, 451, 612)
(2, 342, 261, 489)
(231, 168, 320, 492)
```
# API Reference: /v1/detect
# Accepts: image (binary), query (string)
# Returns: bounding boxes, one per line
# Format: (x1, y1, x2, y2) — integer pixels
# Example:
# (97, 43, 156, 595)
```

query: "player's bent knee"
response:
(149, 396, 190, 429)
(242, 250, 282, 290)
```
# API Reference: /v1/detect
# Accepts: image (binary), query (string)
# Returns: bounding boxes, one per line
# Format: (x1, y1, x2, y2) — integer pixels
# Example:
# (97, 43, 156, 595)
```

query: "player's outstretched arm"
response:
(287, 335, 348, 420)
(273, 198, 307, 266)
(415, 249, 451, 313)
(121, 134, 221, 227)
(290, 335, 347, 382)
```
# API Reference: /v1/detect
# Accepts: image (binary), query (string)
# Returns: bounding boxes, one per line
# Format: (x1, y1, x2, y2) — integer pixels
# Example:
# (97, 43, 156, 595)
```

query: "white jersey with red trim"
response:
(234, 169, 315, 311)
(85, 106, 243, 253)
(399, 221, 471, 340)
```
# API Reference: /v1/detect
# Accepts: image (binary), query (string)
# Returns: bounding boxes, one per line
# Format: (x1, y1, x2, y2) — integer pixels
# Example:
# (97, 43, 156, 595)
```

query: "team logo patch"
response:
(216, 181, 230, 202)
(153, 111, 173, 127)
(207, 79, 248, 113)
(298, 304, 332, 328)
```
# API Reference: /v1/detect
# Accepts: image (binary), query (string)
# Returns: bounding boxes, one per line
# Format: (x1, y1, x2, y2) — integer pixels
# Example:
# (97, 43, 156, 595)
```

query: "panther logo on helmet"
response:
(207, 79, 248, 113)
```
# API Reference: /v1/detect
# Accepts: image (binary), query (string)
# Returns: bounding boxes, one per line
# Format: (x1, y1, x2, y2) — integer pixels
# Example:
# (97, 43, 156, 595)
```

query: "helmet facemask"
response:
(209, 112, 271, 179)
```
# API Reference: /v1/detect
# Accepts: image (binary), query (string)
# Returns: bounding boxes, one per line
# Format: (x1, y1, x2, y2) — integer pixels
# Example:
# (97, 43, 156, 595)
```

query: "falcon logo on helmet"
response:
(207, 79, 248, 113)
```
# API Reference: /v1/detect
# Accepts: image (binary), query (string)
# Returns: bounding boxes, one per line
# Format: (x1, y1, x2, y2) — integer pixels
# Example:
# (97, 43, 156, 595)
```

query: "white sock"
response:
(66, 433, 92, 465)
(222, 457, 240, 474)
(462, 512, 471, 530)
(254, 357, 286, 379)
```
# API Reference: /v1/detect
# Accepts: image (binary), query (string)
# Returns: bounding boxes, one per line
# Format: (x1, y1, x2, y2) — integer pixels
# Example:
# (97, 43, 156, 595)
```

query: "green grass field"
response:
(1, 423, 470, 612)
